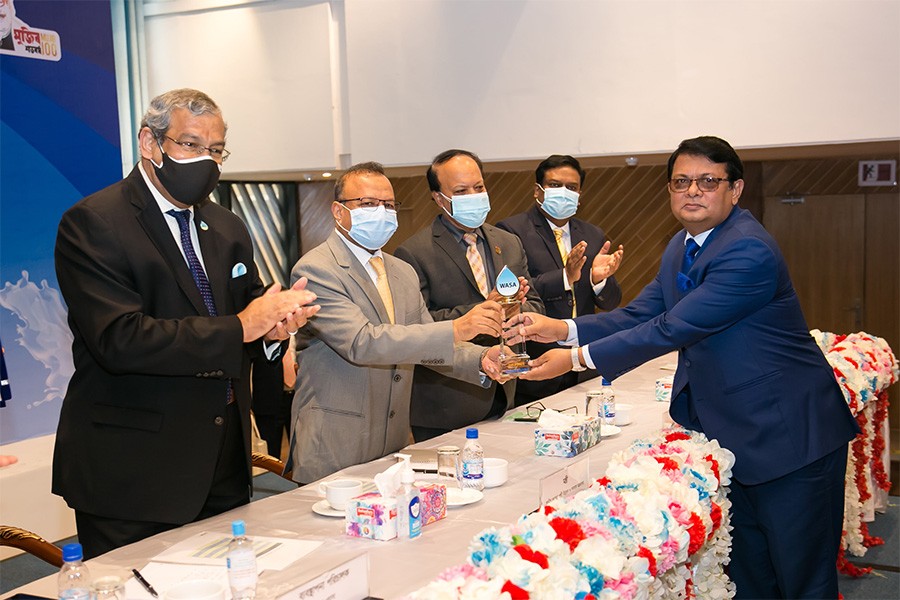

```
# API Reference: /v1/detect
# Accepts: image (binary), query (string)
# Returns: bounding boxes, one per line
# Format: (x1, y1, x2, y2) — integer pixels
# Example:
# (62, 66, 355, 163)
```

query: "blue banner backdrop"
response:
(0, 0, 122, 443)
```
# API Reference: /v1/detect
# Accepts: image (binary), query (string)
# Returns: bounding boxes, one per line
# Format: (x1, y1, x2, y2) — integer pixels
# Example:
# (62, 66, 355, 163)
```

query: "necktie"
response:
(168, 210, 217, 316)
(463, 232, 490, 298)
(368, 256, 395, 324)
(168, 210, 233, 403)
(682, 238, 700, 274)
(553, 229, 577, 318)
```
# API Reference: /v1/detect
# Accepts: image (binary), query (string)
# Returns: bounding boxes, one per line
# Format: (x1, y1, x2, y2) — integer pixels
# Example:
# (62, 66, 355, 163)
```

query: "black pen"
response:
(132, 568, 159, 598)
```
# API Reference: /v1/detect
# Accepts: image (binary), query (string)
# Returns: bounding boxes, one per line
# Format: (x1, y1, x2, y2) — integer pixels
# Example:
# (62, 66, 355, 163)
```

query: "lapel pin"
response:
(494, 245, 501, 255)
(200, 220, 209, 231)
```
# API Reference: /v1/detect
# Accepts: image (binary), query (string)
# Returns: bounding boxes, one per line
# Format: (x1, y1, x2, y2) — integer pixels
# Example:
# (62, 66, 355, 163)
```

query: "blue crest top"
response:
(495, 265, 519, 297)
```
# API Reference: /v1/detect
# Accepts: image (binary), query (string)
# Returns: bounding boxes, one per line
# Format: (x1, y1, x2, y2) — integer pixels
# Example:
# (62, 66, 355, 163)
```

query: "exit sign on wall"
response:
(858, 160, 897, 186)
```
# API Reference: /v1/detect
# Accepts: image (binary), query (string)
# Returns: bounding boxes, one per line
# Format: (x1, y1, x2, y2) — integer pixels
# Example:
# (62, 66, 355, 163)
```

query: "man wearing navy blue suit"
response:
(497, 155, 623, 405)
(507, 136, 858, 599)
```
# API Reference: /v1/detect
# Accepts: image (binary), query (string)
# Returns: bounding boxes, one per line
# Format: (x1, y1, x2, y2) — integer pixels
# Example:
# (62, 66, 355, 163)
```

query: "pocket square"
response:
(676, 272, 695, 293)
(231, 262, 247, 278)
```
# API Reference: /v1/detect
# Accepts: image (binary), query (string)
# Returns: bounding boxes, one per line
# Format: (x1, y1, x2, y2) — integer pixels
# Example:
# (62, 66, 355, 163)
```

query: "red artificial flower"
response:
(686, 512, 706, 555)
(596, 476, 611, 486)
(636, 545, 658, 577)
(513, 544, 549, 569)
(654, 456, 680, 471)
(501, 580, 530, 599)
(704, 454, 721, 482)
(549, 516, 586, 552)
(665, 432, 691, 442)
(542, 505, 556, 516)
(708, 502, 722, 539)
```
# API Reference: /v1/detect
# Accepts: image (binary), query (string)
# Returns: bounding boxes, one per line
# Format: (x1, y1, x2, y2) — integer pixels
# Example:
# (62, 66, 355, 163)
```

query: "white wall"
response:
(143, 0, 900, 173)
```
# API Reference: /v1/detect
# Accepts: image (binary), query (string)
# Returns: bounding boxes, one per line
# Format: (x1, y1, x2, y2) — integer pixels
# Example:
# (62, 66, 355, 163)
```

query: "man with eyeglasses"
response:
(506, 136, 858, 599)
(53, 88, 319, 558)
(286, 162, 507, 482)
(496, 155, 624, 405)
(394, 149, 544, 441)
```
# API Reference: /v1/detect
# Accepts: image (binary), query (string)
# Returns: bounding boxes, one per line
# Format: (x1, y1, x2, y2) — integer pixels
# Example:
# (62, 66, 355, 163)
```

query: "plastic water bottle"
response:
(599, 377, 616, 426)
(57, 543, 90, 600)
(461, 427, 484, 491)
(227, 520, 257, 599)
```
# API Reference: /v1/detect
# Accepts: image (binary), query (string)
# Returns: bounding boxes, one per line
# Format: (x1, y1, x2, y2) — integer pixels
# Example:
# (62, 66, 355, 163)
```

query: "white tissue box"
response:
(534, 416, 602, 457)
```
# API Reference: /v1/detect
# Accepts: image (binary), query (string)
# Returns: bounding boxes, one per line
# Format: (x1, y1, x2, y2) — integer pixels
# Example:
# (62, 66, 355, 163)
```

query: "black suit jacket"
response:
(497, 205, 622, 401)
(52, 166, 267, 524)
(394, 217, 544, 429)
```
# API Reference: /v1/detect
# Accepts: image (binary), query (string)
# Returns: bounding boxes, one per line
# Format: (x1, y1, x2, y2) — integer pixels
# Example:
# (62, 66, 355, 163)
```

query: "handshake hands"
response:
(478, 310, 576, 384)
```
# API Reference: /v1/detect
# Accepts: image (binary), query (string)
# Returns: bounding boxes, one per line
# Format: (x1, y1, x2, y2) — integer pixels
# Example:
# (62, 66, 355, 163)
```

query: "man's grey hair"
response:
(140, 88, 225, 139)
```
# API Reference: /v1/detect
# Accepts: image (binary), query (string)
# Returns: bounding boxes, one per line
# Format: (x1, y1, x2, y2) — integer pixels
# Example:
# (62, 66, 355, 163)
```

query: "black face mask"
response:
(151, 146, 221, 206)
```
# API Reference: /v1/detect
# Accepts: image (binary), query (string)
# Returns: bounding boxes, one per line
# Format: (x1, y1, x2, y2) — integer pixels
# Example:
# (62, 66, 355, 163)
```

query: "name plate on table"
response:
(539, 459, 590, 505)
(278, 553, 369, 600)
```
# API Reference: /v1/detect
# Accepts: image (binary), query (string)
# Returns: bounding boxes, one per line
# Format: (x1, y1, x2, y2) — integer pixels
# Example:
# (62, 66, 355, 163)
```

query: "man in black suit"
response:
(53, 88, 319, 558)
(497, 155, 623, 404)
(395, 149, 544, 441)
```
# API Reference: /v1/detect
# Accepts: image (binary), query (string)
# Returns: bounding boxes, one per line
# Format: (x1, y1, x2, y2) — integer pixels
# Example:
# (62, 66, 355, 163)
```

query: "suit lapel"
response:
(432, 218, 482, 295)
(328, 232, 392, 324)
(529, 206, 564, 269)
(482, 224, 506, 283)
(194, 204, 229, 315)
(131, 172, 209, 316)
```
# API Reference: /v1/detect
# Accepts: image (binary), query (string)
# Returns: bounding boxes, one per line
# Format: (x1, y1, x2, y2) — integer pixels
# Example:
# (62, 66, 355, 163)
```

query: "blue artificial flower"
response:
(576, 562, 605, 594)
(469, 531, 508, 567)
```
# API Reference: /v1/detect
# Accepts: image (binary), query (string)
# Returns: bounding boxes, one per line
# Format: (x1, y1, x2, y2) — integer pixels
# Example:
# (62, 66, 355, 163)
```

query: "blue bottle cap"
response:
(231, 520, 246, 536)
(62, 543, 83, 562)
(601, 377, 611, 386)
(466, 427, 478, 439)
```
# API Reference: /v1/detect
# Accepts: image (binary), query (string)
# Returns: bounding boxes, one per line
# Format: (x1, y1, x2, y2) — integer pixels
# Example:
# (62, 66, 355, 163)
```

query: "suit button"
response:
(393, 374, 402, 382)
(684, 360, 691, 367)
(389, 410, 396, 418)
(214, 416, 224, 425)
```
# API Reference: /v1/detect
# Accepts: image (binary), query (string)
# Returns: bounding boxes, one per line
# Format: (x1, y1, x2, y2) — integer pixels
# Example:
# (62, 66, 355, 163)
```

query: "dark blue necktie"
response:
(167, 210, 217, 316)
(681, 238, 700, 274)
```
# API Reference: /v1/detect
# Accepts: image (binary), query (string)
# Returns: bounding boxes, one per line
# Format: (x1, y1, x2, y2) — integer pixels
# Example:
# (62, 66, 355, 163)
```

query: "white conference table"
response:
(5, 354, 676, 599)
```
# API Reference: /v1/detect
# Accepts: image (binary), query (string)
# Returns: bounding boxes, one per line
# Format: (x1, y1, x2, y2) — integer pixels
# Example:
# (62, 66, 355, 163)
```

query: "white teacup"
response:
(616, 403, 633, 425)
(163, 580, 226, 600)
(483, 458, 508, 488)
(318, 478, 363, 510)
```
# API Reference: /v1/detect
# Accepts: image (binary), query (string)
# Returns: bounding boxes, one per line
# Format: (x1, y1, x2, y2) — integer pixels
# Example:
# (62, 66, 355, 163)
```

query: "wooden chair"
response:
(251, 451, 293, 482)
(0, 525, 64, 568)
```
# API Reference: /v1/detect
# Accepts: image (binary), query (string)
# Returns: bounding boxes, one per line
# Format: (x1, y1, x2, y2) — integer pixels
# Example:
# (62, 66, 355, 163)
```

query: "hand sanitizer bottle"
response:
(394, 453, 422, 539)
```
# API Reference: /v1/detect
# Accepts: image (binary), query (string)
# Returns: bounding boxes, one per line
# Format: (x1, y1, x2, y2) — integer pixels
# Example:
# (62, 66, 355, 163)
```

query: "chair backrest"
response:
(0, 525, 64, 568)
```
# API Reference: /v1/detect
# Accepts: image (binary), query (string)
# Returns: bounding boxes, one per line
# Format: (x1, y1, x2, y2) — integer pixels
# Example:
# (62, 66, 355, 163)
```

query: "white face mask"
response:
(337, 204, 398, 250)
(439, 191, 491, 229)
(538, 185, 579, 220)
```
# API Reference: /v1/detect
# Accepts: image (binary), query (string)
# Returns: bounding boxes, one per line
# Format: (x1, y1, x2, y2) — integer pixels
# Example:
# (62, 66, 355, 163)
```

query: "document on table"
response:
(154, 530, 322, 570)
(125, 562, 232, 600)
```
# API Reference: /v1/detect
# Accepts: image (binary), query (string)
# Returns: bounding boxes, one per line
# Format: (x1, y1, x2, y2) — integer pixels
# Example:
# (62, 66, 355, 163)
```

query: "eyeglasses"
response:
(668, 176, 730, 193)
(162, 135, 231, 162)
(524, 401, 578, 418)
(337, 197, 401, 211)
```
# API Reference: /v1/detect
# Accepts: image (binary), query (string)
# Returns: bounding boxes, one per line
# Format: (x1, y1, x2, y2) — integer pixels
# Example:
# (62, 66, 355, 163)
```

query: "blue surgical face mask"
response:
(440, 191, 491, 229)
(337, 204, 398, 250)
(538, 185, 579, 220)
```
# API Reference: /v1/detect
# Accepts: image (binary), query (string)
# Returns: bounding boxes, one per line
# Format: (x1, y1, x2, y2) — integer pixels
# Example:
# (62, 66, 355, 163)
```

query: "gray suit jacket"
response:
(395, 217, 545, 431)
(287, 231, 485, 482)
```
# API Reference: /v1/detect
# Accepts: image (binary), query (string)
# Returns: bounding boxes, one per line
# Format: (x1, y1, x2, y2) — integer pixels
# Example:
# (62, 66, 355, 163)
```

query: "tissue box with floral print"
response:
(345, 492, 398, 541)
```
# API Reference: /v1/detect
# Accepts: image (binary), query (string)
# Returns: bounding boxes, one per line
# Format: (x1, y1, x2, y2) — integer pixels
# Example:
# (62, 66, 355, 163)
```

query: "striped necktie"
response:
(463, 232, 490, 298)
(368, 255, 395, 324)
(553, 229, 577, 318)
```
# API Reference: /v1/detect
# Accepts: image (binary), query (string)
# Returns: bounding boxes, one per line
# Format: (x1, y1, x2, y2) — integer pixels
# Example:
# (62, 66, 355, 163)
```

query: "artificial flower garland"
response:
(408, 428, 736, 599)
(811, 330, 898, 576)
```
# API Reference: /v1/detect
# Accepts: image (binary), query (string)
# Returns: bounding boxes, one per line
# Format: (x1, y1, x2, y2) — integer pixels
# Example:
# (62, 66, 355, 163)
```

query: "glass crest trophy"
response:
(496, 265, 531, 376)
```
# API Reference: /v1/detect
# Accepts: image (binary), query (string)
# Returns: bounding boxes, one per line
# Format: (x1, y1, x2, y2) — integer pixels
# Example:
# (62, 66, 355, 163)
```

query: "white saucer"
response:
(446, 487, 484, 507)
(601, 424, 622, 437)
(312, 499, 345, 518)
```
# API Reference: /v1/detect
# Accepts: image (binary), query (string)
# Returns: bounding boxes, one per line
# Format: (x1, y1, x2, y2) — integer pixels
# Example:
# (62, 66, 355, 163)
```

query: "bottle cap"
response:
(466, 427, 478, 439)
(601, 377, 611, 386)
(62, 543, 83, 562)
(231, 520, 246, 536)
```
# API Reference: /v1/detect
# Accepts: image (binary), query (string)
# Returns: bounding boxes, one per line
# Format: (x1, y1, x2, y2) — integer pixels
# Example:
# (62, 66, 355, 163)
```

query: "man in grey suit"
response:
(287, 162, 506, 483)
(395, 149, 545, 441)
